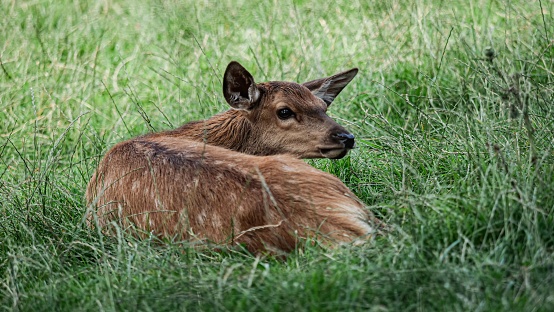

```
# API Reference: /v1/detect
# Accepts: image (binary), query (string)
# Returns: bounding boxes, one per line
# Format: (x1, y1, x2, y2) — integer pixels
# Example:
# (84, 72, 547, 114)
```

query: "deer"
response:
(86, 61, 378, 255)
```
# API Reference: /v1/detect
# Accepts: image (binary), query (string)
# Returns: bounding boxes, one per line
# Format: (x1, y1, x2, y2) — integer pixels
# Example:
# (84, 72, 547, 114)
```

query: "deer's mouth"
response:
(319, 147, 351, 159)
(316, 132, 356, 159)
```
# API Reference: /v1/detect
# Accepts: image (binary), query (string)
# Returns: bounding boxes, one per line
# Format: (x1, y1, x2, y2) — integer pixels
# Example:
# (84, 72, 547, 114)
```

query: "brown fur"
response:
(86, 138, 375, 253)
(86, 62, 376, 254)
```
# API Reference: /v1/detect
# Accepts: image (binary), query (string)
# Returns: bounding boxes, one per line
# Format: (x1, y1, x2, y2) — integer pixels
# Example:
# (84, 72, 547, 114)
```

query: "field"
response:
(1, 0, 554, 310)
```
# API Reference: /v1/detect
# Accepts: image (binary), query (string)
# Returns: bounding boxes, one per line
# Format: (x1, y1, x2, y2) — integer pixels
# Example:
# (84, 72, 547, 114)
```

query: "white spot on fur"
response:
(212, 215, 222, 228)
(132, 181, 140, 192)
(212, 160, 225, 166)
(281, 164, 296, 172)
(196, 210, 207, 225)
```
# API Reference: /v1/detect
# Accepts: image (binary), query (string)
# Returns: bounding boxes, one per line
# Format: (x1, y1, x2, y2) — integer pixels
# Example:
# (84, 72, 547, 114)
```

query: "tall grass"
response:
(1, 0, 553, 310)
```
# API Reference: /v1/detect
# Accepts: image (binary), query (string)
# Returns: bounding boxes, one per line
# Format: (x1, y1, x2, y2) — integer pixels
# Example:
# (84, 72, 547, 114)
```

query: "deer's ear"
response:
(302, 68, 358, 106)
(223, 61, 261, 110)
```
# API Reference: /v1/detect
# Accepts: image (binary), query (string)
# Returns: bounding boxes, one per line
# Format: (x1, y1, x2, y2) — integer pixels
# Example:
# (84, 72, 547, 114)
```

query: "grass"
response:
(1, 0, 553, 310)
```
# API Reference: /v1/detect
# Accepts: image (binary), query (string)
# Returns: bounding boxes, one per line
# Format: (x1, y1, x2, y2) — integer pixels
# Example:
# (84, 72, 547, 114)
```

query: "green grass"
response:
(1, 0, 554, 310)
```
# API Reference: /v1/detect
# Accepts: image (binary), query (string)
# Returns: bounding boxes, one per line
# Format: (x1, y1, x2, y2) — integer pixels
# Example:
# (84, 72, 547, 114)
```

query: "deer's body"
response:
(86, 62, 376, 254)
(87, 138, 373, 253)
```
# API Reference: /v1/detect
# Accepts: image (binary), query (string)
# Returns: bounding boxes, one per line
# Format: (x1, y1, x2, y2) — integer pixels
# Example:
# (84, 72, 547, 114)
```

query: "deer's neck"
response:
(170, 110, 257, 153)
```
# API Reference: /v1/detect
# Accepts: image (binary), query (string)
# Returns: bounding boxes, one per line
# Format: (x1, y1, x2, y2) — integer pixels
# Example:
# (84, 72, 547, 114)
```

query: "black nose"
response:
(334, 133, 355, 149)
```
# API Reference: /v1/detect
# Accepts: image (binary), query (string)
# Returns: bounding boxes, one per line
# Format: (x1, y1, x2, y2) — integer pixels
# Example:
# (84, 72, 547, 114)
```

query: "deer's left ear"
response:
(302, 68, 358, 106)
(223, 61, 261, 110)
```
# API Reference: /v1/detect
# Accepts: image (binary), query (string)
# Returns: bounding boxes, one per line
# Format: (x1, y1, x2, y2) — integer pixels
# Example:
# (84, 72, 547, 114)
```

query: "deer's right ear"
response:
(223, 61, 261, 110)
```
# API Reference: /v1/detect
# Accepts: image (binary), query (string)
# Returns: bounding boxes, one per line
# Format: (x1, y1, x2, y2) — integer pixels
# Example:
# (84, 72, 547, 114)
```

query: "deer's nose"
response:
(334, 133, 355, 149)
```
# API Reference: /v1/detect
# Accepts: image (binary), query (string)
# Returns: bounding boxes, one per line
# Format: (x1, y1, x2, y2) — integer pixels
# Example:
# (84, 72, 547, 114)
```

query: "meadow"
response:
(1, 0, 553, 310)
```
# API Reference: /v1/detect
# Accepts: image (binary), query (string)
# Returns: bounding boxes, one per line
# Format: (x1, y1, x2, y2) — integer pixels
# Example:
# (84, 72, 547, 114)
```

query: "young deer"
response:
(86, 62, 376, 254)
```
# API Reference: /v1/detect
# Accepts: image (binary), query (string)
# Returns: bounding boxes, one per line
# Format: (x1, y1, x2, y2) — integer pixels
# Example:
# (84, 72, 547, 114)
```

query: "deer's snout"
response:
(334, 132, 356, 149)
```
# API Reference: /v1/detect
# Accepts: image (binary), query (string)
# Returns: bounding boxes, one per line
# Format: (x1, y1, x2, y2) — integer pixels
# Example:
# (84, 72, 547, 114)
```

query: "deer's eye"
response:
(277, 108, 295, 120)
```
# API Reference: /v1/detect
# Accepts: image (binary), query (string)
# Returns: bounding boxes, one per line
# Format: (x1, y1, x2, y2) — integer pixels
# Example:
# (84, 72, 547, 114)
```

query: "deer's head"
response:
(223, 61, 358, 159)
